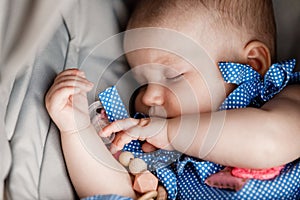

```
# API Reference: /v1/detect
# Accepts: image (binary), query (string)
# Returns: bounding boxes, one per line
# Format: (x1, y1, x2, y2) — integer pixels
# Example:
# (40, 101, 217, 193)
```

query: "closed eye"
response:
(166, 73, 184, 81)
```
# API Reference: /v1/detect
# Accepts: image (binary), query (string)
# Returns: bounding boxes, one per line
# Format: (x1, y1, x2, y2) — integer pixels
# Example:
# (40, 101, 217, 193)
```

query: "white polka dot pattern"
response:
(219, 59, 299, 110)
(95, 59, 300, 200)
(98, 86, 129, 122)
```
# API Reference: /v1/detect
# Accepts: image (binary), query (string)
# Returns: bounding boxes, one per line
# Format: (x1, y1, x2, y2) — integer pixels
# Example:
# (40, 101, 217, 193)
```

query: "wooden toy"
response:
(133, 170, 158, 193)
(129, 158, 147, 175)
(118, 151, 134, 167)
(137, 190, 158, 200)
(117, 151, 166, 199)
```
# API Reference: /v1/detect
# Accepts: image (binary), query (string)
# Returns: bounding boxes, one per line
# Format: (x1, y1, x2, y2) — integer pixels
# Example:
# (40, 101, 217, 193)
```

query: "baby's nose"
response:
(142, 84, 165, 106)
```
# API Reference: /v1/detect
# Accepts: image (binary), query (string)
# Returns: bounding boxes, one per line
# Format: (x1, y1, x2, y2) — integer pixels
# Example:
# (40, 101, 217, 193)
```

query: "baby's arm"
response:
(45, 69, 136, 199)
(102, 85, 300, 169)
(168, 84, 300, 169)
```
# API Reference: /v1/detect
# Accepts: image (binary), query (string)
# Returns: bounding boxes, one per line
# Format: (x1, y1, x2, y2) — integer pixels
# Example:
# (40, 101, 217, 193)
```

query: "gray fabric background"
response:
(274, 0, 300, 69)
(0, 0, 299, 199)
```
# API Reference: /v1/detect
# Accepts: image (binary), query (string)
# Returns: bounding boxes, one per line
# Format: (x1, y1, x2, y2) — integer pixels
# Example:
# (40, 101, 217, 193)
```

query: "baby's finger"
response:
(56, 68, 85, 80)
(110, 131, 137, 154)
(54, 74, 92, 86)
(54, 72, 88, 88)
(54, 78, 93, 91)
(100, 118, 140, 137)
(46, 86, 81, 112)
(47, 81, 92, 100)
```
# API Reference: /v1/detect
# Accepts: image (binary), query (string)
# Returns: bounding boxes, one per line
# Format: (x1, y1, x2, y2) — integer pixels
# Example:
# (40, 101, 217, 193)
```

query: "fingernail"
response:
(99, 129, 106, 137)
(79, 71, 86, 77)
(98, 129, 104, 137)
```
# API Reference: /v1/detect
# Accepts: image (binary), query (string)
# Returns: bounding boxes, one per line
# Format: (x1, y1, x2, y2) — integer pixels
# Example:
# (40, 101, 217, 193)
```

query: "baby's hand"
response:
(45, 69, 94, 133)
(100, 117, 173, 154)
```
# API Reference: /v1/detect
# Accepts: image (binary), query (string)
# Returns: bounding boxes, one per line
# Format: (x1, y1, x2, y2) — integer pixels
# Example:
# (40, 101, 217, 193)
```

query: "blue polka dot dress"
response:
(86, 59, 300, 200)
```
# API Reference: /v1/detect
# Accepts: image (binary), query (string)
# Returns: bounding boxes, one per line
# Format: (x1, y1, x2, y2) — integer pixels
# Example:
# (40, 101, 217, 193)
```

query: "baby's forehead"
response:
(123, 27, 218, 68)
(126, 48, 215, 75)
(126, 49, 189, 65)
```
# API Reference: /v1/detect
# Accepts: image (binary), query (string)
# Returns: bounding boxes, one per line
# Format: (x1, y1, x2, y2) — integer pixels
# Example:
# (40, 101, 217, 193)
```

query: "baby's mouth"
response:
(148, 106, 168, 118)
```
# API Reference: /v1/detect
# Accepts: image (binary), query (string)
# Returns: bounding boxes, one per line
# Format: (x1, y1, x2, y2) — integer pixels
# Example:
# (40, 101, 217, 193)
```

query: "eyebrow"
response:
(153, 52, 180, 65)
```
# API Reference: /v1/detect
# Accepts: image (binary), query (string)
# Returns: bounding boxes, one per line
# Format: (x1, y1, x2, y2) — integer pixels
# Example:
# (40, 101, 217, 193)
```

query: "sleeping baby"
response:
(45, 0, 300, 199)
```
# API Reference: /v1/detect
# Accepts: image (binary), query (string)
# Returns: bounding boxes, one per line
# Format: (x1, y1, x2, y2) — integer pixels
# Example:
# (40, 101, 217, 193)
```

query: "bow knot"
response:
(260, 59, 296, 101)
(219, 59, 298, 110)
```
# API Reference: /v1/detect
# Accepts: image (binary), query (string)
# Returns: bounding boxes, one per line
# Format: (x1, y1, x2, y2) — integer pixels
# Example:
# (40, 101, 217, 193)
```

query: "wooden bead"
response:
(133, 170, 158, 193)
(129, 158, 147, 175)
(156, 185, 167, 200)
(118, 151, 134, 167)
(137, 190, 158, 200)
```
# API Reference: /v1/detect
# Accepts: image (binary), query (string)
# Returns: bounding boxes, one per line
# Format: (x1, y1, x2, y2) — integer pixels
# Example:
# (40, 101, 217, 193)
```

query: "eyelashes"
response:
(166, 73, 184, 81)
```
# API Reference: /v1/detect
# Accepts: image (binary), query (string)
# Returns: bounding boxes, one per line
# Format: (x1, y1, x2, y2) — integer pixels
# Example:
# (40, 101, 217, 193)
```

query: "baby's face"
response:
(126, 49, 234, 118)
(124, 10, 242, 117)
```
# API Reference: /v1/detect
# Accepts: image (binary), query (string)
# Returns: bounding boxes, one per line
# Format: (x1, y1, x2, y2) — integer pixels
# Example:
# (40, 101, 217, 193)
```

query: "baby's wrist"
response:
(60, 123, 92, 135)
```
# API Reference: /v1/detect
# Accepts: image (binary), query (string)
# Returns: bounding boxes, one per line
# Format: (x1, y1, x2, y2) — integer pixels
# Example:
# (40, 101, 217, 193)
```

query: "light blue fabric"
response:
(87, 59, 300, 200)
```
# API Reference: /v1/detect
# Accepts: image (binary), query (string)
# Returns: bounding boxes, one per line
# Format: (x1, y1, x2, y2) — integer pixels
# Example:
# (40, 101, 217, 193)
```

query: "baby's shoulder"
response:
(276, 84, 300, 102)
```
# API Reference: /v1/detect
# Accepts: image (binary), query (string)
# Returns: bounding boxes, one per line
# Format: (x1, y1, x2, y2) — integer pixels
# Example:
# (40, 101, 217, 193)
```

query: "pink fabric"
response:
(232, 165, 285, 180)
(205, 167, 248, 191)
(205, 165, 285, 191)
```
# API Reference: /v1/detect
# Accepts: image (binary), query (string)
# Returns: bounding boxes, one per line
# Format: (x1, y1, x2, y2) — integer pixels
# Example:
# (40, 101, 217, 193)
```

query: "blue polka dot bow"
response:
(219, 59, 299, 110)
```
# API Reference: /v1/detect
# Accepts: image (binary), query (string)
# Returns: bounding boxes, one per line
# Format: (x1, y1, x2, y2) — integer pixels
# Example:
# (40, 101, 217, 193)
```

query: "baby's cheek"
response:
(134, 90, 150, 114)
(165, 96, 182, 117)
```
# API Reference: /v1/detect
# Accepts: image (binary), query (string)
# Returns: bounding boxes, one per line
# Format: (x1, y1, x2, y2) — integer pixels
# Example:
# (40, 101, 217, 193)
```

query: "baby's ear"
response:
(243, 41, 271, 76)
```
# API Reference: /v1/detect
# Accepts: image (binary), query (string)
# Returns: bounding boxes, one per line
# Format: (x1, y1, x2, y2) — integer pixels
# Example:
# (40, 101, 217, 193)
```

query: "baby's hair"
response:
(128, 0, 276, 59)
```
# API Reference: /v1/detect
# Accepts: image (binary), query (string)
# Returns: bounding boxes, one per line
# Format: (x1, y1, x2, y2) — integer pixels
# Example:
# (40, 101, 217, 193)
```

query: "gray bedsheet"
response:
(0, 0, 131, 199)
(0, 0, 299, 199)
